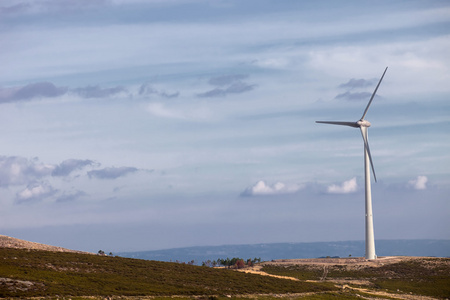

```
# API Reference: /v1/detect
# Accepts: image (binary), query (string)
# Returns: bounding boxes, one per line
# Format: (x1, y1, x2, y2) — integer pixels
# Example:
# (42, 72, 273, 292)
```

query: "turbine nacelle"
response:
(357, 119, 371, 128)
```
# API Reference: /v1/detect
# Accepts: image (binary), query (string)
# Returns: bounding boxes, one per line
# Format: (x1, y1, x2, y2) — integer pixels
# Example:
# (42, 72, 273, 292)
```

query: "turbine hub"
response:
(357, 119, 371, 127)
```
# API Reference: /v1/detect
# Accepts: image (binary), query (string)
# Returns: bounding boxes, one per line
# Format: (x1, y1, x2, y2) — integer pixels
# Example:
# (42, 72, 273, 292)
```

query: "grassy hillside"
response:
(262, 257, 450, 299)
(0, 248, 335, 298)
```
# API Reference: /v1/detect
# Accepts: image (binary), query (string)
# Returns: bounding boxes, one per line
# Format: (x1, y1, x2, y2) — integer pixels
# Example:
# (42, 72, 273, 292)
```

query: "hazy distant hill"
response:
(117, 239, 450, 264)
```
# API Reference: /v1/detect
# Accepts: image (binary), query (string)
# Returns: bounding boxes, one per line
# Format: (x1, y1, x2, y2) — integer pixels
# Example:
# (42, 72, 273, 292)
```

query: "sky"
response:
(1, 0, 449, 253)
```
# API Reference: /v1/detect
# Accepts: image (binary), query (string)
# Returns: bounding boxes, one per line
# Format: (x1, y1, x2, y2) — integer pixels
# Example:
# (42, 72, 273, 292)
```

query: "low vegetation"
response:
(262, 257, 450, 299)
(0, 248, 334, 298)
(202, 257, 261, 268)
(2, 246, 449, 299)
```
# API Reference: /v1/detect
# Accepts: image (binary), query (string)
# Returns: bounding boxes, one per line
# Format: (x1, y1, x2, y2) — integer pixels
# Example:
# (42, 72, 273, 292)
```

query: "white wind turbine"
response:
(316, 67, 388, 260)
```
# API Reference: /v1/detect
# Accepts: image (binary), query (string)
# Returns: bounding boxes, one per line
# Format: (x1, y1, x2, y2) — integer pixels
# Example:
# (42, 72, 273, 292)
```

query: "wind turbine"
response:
(316, 67, 388, 260)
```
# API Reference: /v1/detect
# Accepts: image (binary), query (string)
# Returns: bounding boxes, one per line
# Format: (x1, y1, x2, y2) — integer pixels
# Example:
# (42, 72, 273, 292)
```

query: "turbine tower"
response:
(316, 67, 388, 260)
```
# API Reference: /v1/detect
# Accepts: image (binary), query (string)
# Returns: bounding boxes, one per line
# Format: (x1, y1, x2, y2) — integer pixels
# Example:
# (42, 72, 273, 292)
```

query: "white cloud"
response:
(16, 182, 57, 203)
(308, 36, 450, 96)
(0, 156, 54, 186)
(52, 159, 95, 177)
(408, 175, 428, 190)
(147, 103, 182, 119)
(327, 177, 358, 194)
(241, 180, 302, 196)
(251, 58, 290, 69)
(147, 102, 213, 121)
(0, 156, 99, 187)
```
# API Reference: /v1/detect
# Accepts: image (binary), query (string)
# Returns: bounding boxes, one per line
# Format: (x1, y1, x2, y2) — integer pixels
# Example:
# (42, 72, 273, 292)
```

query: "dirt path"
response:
(238, 266, 439, 300)
(237, 257, 443, 300)
(236, 265, 300, 281)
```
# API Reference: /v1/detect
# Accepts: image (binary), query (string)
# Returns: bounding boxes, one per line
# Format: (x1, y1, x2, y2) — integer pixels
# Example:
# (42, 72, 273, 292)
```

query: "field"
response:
(1, 247, 449, 299)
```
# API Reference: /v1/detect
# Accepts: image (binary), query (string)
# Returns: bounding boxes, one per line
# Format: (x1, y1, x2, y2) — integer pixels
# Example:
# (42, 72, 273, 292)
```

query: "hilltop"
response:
(0, 235, 89, 254)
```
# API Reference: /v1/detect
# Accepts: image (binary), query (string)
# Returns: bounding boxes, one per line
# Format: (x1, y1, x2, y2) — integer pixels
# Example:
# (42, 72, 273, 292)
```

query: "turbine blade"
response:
(360, 127, 377, 182)
(361, 66, 388, 120)
(316, 121, 359, 128)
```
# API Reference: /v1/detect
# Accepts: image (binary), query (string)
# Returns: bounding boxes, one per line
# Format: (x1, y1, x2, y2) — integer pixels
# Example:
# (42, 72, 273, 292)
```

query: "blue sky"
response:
(1, 0, 449, 253)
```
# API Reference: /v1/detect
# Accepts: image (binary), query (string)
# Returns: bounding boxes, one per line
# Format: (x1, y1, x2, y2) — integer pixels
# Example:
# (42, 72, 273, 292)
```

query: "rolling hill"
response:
(1, 235, 449, 299)
(0, 236, 334, 298)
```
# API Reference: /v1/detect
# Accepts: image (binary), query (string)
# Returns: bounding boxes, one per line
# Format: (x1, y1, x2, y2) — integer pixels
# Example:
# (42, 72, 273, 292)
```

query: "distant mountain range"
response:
(117, 239, 450, 264)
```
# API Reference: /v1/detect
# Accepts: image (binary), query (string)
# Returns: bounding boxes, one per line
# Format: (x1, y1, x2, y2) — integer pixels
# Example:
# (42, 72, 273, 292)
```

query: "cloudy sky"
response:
(1, 0, 449, 253)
